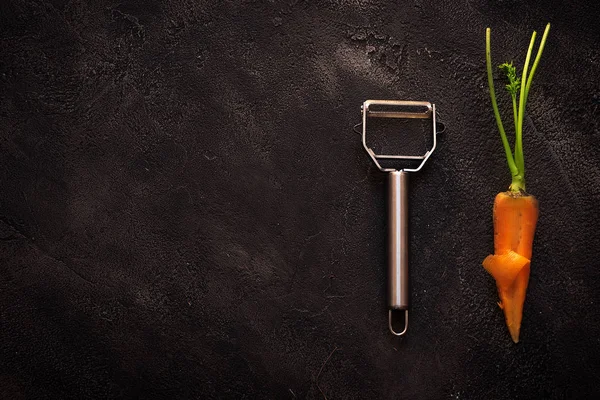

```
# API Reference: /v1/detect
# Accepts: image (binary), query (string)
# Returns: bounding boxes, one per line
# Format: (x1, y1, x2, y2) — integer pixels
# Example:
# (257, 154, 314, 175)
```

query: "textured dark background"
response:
(1, 1, 600, 399)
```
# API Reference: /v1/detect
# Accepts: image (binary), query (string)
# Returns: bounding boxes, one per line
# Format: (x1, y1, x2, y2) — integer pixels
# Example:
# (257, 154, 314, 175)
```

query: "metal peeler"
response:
(358, 100, 441, 336)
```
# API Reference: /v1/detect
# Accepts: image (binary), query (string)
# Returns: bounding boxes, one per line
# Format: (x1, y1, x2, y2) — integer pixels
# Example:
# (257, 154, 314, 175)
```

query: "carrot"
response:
(483, 24, 550, 343)
(483, 193, 538, 342)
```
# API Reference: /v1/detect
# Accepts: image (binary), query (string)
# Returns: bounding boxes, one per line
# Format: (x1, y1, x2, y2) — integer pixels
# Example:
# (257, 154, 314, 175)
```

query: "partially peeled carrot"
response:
(483, 193, 538, 342)
(483, 24, 550, 343)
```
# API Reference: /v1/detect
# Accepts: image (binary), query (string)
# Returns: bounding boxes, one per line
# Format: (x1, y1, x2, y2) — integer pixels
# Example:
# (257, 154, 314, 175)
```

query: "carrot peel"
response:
(483, 251, 530, 291)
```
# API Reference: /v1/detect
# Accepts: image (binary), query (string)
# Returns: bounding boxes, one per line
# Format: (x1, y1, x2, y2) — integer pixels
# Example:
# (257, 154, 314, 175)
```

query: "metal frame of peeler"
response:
(360, 100, 439, 336)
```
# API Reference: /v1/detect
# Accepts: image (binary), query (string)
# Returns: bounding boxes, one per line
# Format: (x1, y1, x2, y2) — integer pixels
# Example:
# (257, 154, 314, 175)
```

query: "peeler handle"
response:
(388, 170, 409, 335)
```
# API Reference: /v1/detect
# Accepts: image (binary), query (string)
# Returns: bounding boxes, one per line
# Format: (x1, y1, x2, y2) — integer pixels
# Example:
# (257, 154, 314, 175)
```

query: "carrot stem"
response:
(511, 94, 518, 135)
(524, 24, 551, 109)
(515, 31, 537, 183)
(485, 28, 519, 180)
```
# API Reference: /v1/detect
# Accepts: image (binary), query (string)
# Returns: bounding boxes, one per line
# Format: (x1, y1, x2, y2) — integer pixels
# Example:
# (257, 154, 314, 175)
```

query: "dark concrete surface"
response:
(1, 1, 600, 399)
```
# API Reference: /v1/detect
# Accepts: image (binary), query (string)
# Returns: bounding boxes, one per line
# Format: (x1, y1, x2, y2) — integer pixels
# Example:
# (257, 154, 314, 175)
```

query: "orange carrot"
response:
(483, 24, 550, 342)
(483, 193, 538, 342)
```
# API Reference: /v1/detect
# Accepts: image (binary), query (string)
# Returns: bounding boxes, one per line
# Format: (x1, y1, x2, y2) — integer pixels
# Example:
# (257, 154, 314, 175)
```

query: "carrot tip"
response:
(483, 250, 530, 344)
(509, 327, 520, 343)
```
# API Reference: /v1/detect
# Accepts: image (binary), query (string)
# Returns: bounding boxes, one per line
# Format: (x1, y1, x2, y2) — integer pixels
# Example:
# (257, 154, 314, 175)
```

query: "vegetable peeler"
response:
(358, 100, 440, 336)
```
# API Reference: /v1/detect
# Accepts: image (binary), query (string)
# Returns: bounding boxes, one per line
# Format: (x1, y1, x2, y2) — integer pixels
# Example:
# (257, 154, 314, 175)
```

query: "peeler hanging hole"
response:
(388, 309, 408, 336)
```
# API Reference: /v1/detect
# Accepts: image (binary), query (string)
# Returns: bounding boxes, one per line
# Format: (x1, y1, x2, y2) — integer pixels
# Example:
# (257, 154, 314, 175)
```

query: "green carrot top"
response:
(485, 23, 551, 193)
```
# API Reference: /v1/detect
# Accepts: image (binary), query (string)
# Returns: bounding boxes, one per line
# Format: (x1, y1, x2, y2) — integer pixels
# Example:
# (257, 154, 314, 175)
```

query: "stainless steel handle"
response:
(388, 170, 409, 335)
